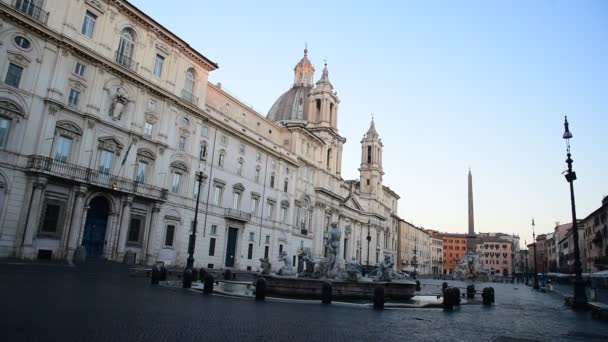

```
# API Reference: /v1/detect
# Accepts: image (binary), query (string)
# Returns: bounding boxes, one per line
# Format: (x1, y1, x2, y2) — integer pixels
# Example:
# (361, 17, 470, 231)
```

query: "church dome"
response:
(267, 85, 311, 122)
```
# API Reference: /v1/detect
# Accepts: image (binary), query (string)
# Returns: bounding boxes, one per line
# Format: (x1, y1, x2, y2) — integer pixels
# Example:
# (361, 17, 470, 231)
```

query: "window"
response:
(366, 179, 370, 186)
(221, 135, 227, 145)
(237, 159, 244, 176)
(178, 136, 186, 152)
(251, 197, 259, 215)
(218, 152, 225, 167)
(256, 152, 262, 162)
(81, 11, 97, 38)
(40, 203, 61, 233)
(271, 159, 276, 169)
(54, 136, 72, 162)
(249, 232, 255, 242)
(265, 235, 270, 244)
(281, 206, 287, 222)
(283, 179, 288, 192)
(232, 192, 241, 210)
(171, 173, 181, 193)
(136, 161, 147, 183)
(248, 243, 253, 259)
(74, 62, 86, 77)
(193, 178, 201, 198)
(164, 225, 175, 247)
(326, 148, 332, 169)
(201, 125, 209, 137)
(213, 185, 222, 205)
(254, 167, 261, 183)
(199, 143, 207, 160)
(153, 54, 164, 77)
(68, 89, 81, 107)
(0, 117, 11, 148)
(210, 225, 217, 235)
(209, 238, 216, 256)
(239, 143, 245, 154)
(14, 36, 31, 49)
(184, 69, 195, 93)
(367, 146, 372, 164)
(264, 245, 269, 259)
(267, 201, 275, 219)
(270, 174, 275, 188)
(98, 150, 113, 174)
(5, 63, 23, 88)
(117, 29, 135, 66)
(144, 122, 153, 137)
(128, 217, 142, 243)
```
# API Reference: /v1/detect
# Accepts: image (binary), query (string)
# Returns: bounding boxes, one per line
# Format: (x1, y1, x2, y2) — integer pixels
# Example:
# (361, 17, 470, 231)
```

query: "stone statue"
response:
(259, 257, 271, 275)
(371, 255, 395, 282)
(109, 88, 129, 121)
(337, 257, 363, 282)
(277, 250, 295, 276)
(326, 222, 342, 271)
(297, 248, 316, 278)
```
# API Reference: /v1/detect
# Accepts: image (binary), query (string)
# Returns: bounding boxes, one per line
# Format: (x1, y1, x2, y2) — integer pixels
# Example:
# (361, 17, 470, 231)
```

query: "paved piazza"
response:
(1, 262, 607, 342)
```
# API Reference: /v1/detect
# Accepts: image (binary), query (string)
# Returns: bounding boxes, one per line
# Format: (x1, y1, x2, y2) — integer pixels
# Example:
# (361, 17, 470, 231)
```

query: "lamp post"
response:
(562, 116, 587, 308)
(183, 170, 204, 287)
(524, 240, 528, 285)
(413, 238, 418, 280)
(532, 219, 540, 290)
(366, 219, 371, 266)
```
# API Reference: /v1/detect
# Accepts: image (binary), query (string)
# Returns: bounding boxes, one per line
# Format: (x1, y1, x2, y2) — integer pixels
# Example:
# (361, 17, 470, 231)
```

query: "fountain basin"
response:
(259, 275, 416, 300)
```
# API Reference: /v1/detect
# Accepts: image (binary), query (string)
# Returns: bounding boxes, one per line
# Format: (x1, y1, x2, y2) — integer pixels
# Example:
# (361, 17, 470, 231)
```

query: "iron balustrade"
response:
(27, 155, 167, 201)
(115, 50, 138, 72)
(11, 0, 49, 24)
(181, 90, 199, 106)
(224, 208, 251, 222)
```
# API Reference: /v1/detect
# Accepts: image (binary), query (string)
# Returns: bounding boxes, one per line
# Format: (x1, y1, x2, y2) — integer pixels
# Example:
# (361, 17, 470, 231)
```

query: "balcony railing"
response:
(224, 208, 251, 222)
(181, 90, 199, 106)
(11, 0, 48, 24)
(27, 155, 167, 201)
(115, 51, 138, 72)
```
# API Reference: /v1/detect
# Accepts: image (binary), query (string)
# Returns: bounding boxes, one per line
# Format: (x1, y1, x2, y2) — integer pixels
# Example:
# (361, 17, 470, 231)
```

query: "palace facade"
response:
(0, 0, 401, 270)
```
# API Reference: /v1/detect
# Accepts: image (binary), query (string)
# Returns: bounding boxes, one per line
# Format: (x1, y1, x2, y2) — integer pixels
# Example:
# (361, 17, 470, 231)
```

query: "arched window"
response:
(218, 150, 225, 167)
(237, 158, 244, 176)
(117, 28, 135, 66)
(326, 148, 332, 169)
(185, 69, 195, 93)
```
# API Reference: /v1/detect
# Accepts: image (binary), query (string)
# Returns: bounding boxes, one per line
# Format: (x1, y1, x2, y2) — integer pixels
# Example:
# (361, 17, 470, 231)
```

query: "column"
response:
(20, 177, 47, 258)
(116, 196, 133, 261)
(103, 212, 117, 259)
(145, 203, 162, 265)
(66, 185, 88, 260)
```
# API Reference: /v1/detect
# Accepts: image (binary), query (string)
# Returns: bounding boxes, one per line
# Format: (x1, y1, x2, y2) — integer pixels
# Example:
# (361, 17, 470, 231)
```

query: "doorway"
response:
(82, 197, 109, 258)
(225, 227, 238, 267)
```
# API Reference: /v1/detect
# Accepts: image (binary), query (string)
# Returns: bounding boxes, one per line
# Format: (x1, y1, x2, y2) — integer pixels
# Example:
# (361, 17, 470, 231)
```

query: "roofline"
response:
(122, 0, 218, 70)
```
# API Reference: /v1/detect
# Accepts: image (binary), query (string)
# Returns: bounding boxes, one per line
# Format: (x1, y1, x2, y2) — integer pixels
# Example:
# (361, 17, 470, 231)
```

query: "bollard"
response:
(151, 264, 160, 285)
(373, 285, 385, 310)
(255, 277, 267, 301)
(322, 281, 333, 304)
(182, 268, 193, 288)
(415, 280, 421, 291)
(467, 284, 475, 299)
(191, 268, 199, 283)
(159, 265, 168, 281)
(223, 269, 233, 280)
(442, 282, 448, 292)
(442, 287, 455, 310)
(482, 287, 495, 305)
(203, 274, 214, 295)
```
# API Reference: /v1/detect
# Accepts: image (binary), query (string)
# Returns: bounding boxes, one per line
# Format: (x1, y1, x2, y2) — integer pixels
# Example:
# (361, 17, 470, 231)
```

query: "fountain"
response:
(453, 251, 492, 282)
(255, 222, 417, 301)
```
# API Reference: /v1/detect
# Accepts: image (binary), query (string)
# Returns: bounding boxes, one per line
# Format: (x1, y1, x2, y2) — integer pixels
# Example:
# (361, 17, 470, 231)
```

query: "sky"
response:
(131, 0, 608, 247)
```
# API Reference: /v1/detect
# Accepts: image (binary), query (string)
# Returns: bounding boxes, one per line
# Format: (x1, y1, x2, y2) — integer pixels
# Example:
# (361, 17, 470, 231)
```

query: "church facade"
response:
(0, 0, 401, 271)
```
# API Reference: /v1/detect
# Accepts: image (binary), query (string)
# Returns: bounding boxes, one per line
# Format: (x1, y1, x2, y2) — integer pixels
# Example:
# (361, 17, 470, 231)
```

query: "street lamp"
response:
(413, 238, 418, 280)
(562, 116, 587, 308)
(524, 240, 529, 285)
(366, 219, 371, 266)
(532, 219, 539, 290)
(183, 170, 204, 288)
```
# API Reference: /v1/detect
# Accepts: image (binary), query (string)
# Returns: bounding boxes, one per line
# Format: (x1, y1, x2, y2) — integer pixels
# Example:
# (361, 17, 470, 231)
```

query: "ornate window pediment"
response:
(145, 112, 159, 124)
(233, 182, 245, 192)
(55, 120, 82, 139)
(69, 77, 87, 91)
(280, 199, 290, 207)
(156, 42, 169, 54)
(7, 51, 31, 67)
(98, 136, 124, 154)
(137, 148, 156, 161)
(0, 100, 25, 118)
(170, 161, 189, 173)
(85, 0, 105, 13)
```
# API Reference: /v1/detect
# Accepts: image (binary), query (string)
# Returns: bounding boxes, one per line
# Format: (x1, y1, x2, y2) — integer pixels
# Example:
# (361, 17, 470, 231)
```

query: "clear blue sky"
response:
(132, 0, 608, 247)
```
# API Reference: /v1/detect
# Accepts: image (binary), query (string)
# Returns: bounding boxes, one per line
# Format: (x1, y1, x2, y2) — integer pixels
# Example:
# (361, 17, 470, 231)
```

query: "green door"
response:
(225, 228, 238, 267)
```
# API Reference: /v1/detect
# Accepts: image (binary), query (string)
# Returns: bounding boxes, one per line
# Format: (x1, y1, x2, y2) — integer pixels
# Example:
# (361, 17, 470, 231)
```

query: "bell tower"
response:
(359, 118, 384, 195)
(308, 61, 339, 130)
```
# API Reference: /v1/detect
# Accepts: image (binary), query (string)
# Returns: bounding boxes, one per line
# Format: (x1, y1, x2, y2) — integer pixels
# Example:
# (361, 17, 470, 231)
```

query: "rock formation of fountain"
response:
(454, 251, 492, 282)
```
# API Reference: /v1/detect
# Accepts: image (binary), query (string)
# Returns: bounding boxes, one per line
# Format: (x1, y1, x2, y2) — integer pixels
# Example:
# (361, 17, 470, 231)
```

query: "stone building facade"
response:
(476, 238, 512, 277)
(0, 0, 400, 271)
(397, 219, 430, 275)
(437, 233, 467, 275)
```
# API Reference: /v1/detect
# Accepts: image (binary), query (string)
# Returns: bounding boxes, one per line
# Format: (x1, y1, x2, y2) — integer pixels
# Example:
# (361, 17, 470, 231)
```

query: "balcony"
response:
(11, 0, 49, 24)
(224, 208, 251, 222)
(27, 155, 168, 201)
(181, 90, 199, 106)
(115, 51, 138, 72)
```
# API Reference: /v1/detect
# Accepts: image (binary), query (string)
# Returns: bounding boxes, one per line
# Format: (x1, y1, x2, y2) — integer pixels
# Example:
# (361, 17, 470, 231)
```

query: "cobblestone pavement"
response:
(1, 261, 607, 342)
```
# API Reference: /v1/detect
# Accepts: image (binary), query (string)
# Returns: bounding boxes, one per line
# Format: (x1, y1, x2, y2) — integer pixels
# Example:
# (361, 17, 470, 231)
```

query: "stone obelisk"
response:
(467, 168, 476, 252)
